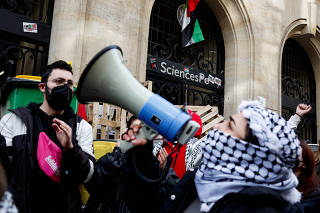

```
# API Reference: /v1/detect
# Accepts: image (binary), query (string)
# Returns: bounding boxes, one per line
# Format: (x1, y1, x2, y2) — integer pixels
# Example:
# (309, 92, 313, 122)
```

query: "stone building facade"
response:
(47, 0, 320, 143)
(1, 0, 319, 142)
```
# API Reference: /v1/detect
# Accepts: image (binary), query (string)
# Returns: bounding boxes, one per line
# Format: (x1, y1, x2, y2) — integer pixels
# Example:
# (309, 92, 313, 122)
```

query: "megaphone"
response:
(77, 45, 199, 145)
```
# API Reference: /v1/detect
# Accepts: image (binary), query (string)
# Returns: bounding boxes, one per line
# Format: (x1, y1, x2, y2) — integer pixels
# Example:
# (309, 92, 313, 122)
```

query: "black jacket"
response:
(85, 142, 178, 213)
(301, 188, 320, 213)
(0, 103, 94, 213)
(210, 187, 303, 213)
(161, 170, 307, 213)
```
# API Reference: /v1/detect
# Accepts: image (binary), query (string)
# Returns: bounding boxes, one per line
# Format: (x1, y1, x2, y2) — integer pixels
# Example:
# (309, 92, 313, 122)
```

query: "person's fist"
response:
(157, 148, 168, 168)
(121, 119, 147, 146)
(296, 103, 312, 117)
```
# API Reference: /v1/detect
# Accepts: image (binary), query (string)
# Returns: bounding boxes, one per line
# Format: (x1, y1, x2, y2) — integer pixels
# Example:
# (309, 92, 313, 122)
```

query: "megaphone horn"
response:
(77, 45, 199, 144)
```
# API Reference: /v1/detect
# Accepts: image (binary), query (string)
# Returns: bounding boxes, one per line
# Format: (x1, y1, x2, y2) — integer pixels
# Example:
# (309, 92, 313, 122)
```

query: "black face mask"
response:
(45, 84, 73, 111)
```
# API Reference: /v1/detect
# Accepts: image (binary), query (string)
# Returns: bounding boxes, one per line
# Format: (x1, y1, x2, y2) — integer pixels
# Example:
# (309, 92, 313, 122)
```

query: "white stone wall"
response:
(241, 0, 320, 113)
(48, 0, 88, 81)
(49, 0, 154, 82)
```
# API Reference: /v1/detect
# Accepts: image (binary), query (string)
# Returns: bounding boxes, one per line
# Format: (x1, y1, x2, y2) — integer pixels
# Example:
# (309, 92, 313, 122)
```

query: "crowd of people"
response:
(0, 60, 320, 213)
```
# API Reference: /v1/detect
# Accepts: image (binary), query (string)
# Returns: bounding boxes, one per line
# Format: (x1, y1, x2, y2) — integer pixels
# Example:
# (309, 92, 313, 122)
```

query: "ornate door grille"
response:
(0, 0, 54, 80)
(147, 0, 224, 113)
(281, 39, 317, 144)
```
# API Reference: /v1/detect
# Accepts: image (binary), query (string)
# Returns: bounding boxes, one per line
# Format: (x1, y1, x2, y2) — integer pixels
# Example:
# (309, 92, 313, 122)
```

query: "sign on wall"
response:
(147, 55, 222, 89)
(23, 22, 38, 33)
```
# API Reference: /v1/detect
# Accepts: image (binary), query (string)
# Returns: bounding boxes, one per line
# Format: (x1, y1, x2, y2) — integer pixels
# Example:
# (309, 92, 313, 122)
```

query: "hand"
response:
(296, 104, 312, 117)
(52, 118, 73, 150)
(121, 119, 147, 146)
(158, 148, 168, 169)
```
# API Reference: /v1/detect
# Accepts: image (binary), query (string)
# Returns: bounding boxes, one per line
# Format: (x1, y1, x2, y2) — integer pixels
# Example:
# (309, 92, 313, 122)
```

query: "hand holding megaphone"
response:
(119, 122, 159, 152)
(77, 45, 200, 150)
(118, 119, 158, 151)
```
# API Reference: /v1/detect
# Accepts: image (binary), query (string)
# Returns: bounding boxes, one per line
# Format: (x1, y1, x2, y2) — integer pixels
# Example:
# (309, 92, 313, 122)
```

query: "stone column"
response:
(206, 0, 255, 117)
(79, 0, 154, 82)
(48, 0, 88, 81)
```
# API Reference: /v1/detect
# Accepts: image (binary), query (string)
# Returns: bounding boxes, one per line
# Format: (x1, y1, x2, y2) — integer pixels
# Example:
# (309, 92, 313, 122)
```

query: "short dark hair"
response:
(41, 60, 73, 83)
(127, 115, 138, 129)
(245, 128, 259, 146)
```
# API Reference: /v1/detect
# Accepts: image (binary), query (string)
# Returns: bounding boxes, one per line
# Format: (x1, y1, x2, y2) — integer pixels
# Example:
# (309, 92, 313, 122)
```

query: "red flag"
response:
(187, 0, 200, 17)
(77, 103, 87, 121)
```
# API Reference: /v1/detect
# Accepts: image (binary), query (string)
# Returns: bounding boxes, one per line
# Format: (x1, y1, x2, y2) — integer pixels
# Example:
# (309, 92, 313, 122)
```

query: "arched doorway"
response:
(146, 0, 225, 113)
(281, 39, 317, 144)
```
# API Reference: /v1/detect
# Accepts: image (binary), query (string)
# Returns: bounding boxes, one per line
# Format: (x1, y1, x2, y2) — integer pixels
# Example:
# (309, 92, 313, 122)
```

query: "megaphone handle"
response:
(118, 140, 134, 153)
(177, 120, 200, 145)
(118, 122, 158, 153)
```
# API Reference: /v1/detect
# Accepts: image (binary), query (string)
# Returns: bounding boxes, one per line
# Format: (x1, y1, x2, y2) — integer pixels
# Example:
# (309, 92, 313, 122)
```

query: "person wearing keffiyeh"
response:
(153, 110, 203, 179)
(194, 100, 302, 212)
(0, 162, 18, 213)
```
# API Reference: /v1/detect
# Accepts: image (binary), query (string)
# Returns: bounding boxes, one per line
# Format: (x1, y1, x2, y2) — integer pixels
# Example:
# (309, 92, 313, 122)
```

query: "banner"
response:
(147, 55, 222, 89)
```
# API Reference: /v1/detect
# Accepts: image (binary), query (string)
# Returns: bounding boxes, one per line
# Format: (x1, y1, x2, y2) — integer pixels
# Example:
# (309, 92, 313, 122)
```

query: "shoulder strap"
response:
(10, 107, 34, 142)
(9, 107, 35, 171)
(10, 107, 33, 130)
(69, 115, 82, 145)
(33, 113, 46, 133)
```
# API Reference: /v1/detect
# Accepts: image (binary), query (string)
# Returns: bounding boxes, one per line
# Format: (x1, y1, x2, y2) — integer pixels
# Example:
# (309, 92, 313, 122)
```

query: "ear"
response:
(38, 83, 46, 93)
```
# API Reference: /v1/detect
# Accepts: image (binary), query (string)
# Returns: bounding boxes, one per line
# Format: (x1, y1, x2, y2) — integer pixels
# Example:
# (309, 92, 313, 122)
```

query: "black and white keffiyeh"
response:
(195, 100, 301, 212)
(185, 137, 202, 171)
(152, 137, 202, 172)
(0, 191, 18, 213)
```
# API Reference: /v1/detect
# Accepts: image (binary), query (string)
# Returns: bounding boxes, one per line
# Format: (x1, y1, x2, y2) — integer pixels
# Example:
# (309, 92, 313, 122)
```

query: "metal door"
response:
(147, 0, 225, 113)
(281, 39, 317, 144)
(0, 0, 54, 79)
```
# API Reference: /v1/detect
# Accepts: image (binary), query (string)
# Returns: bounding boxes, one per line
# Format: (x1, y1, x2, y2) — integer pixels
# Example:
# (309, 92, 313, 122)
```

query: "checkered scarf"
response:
(152, 137, 202, 172)
(0, 191, 18, 213)
(195, 100, 301, 212)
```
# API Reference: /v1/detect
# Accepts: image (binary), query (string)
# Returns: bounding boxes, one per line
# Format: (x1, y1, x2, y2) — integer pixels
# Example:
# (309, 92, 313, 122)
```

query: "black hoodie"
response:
(0, 103, 93, 213)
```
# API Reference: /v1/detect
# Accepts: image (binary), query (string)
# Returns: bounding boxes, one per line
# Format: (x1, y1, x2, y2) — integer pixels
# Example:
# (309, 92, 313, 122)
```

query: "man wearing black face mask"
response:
(0, 60, 95, 213)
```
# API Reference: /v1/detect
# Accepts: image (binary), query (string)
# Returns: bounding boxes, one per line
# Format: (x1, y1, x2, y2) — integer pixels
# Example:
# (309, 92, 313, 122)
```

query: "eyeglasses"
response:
(49, 78, 74, 87)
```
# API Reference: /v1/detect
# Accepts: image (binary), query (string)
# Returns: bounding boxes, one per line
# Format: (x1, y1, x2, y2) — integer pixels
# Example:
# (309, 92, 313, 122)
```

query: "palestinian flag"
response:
(181, 0, 204, 47)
